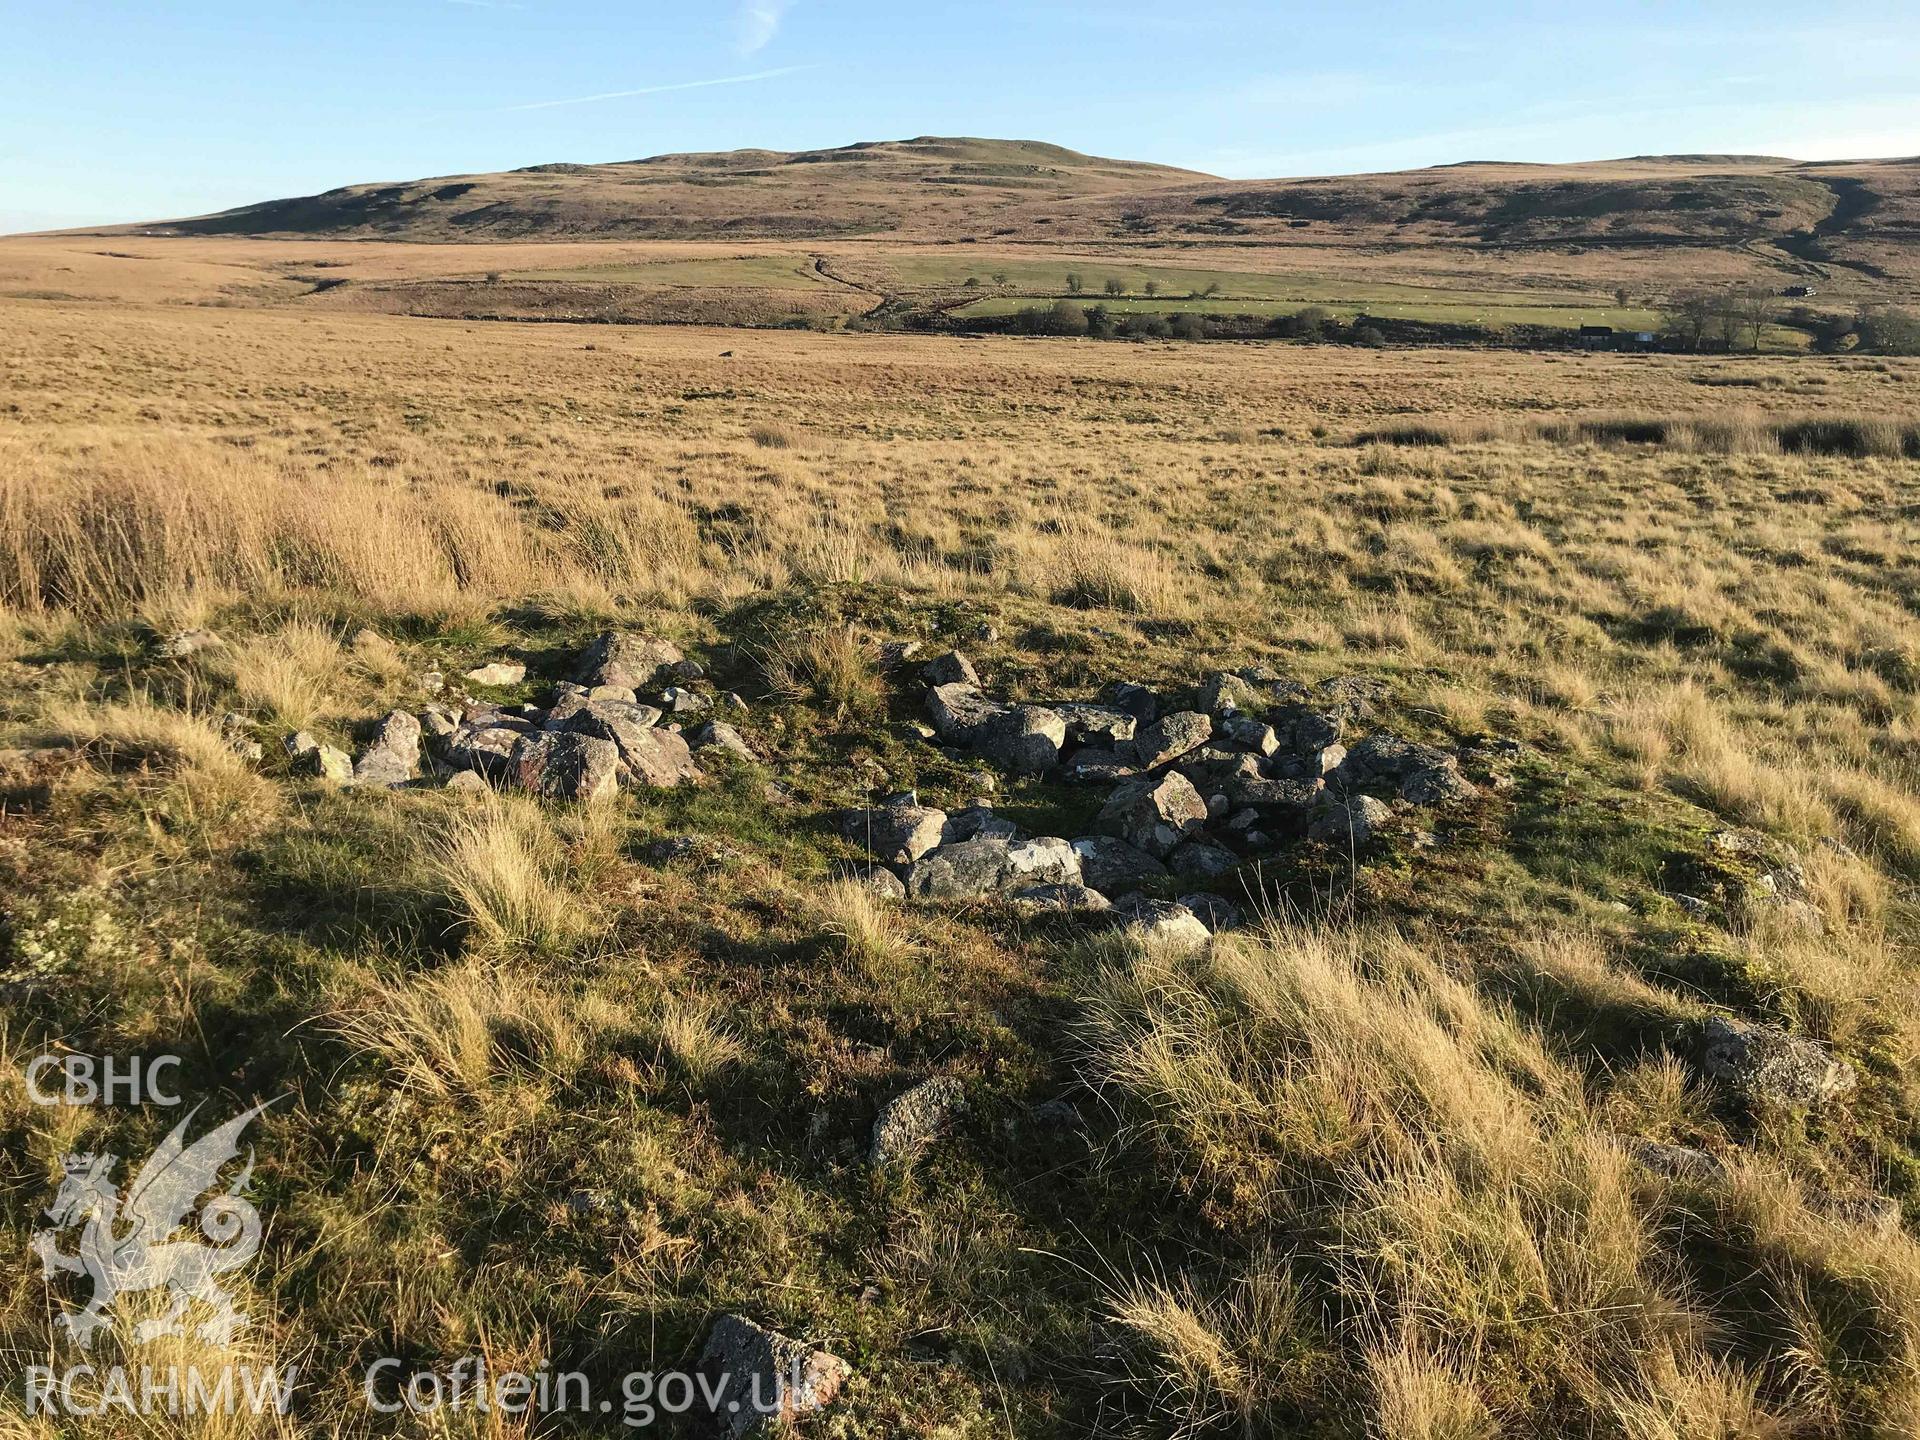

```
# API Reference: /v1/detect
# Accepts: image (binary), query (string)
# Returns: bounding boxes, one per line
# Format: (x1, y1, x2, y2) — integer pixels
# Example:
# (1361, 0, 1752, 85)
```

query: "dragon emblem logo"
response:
(30, 1101, 273, 1349)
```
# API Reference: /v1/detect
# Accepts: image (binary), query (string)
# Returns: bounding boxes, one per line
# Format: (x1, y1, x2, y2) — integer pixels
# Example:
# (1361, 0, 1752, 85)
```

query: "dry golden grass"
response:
(1082, 921, 1920, 1430)
(429, 798, 600, 960)
(4, 295, 1920, 1436)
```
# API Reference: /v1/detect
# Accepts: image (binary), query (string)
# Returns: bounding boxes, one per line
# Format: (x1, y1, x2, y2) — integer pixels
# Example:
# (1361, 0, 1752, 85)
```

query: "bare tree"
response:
(1737, 285, 1773, 353)
(1104, 277, 1125, 296)
(1661, 290, 1717, 350)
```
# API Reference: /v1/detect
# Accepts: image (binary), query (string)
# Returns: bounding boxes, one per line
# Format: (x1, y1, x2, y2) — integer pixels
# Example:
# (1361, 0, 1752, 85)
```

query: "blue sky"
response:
(3, 1, 1918, 232)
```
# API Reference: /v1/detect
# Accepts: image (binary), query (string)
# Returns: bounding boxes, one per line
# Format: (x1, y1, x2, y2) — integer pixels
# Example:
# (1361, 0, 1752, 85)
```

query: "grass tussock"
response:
(1079, 921, 1920, 1429)
(429, 798, 601, 960)
(333, 958, 611, 1099)
(1360, 411, 1920, 459)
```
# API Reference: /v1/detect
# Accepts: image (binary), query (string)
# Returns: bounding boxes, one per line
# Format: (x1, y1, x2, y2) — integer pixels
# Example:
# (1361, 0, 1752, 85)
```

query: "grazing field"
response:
(4, 293, 1920, 1436)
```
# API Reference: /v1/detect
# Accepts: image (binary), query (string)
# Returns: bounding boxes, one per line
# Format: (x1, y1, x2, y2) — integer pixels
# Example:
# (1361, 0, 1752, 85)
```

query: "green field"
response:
(503, 255, 828, 289)
(953, 293, 1666, 331)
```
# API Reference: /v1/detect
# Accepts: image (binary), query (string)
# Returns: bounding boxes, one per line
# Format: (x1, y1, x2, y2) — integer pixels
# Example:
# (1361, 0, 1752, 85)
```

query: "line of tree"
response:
(1661, 288, 1920, 355)
(1659, 286, 1774, 353)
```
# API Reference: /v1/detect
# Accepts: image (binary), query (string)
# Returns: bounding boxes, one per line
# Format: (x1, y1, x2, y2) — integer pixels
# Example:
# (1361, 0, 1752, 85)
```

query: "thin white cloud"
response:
(734, 0, 793, 56)
(503, 64, 816, 112)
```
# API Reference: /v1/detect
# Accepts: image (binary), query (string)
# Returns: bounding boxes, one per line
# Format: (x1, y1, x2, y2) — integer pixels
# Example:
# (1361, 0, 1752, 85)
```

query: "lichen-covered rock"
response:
(1699, 1016, 1856, 1109)
(1196, 670, 1262, 716)
(1617, 1136, 1724, 1184)
(1399, 763, 1477, 807)
(842, 802, 949, 866)
(1307, 794, 1393, 847)
(463, 660, 526, 687)
(1111, 896, 1212, 948)
(285, 730, 352, 783)
(1008, 883, 1112, 914)
(1071, 836, 1170, 894)
(922, 650, 980, 687)
(1219, 715, 1279, 756)
(1221, 772, 1324, 818)
(507, 731, 620, 802)
(905, 837, 1012, 900)
(576, 631, 684, 691)
(1336, 734, 1457, 793)
(1168, 841, 1240, 879)
(837, 863, 907, 900)
(943, 804, 1021, 843)
(1054, 702, 1138, 748)
(697, 1314, 851, 1438)
(927, 683, 1004, 743)
(351, 711, 422, 788)
(156, 628, 224, 661)
(446, 724, 526, 778)
(1132, 711, 1213, 768)
(1178, 893, 1245, 932)
(1102, 681, 1161, 726)
(443, 769, 491, 795)
(1271, 705, 1344, 756)
(1005, 836, 1082, 887)
(1063, 749, 1136, 784)
(692, 720, 756, 761)
(974, 704, 1067, 774)
(558, 701, 700, 787)
(1097, 772, 1207, 858)
(870, 1075, 966, 1166)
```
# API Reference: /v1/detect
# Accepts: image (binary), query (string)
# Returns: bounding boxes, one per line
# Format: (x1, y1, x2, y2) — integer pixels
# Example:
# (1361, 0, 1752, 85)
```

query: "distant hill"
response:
(91, 140, 1920, 294)
(136, 137, 1211, 243)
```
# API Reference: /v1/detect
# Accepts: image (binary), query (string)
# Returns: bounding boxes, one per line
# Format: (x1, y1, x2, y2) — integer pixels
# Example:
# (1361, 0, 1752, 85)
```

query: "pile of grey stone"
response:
(287, 631, 750, 801)
(844, 652, 1492, 940)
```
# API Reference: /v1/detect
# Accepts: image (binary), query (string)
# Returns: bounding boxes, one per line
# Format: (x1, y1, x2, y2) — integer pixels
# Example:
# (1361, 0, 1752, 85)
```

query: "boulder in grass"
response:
(576, 631, 684, 692)
(1131, 711, 1213, 769)
(905, 837, 1012, 900)
(1008, 883, 1112, 915)
(1179, 893, 1246, 933)
(507, 732, 620, 803)
(927, 683, 1004, 743)
(1272, 706, 1344, 756)
(921, 650, 980, 687)
(1196, 670, 1263, 717)
(1168, 841, 1240, 879)
(870, 1075, 966, 1167)
(1096, 772, 1207, 858)
(1110, 896, 1212, 949)
(1005, 836, 1082, 887)
(286, 731, 352, 784)
(1102, 681, 1161, 726)
(1054, 702, 1138, 748)
(1307, 795, 1392, 848)
(613, 727, 703, 789)
(444, 721, 521, 774)
(842, 803, 949, 866)
(697, 1314, 851, 1439)
(351, 711, 421, 788)
(557, 700, 699, 787)
(943, 805, 1020, 843)
(1699, 1016, 1856, 1110)
(1071, 836, 1170, 894)
(974, 704, 1067, 774)
(463, 660, 526, 687)
(692, 720, 756, 762)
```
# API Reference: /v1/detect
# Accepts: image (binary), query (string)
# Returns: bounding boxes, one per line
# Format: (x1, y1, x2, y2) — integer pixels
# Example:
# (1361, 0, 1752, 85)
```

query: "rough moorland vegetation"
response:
(3, 299, 1920, 1436)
